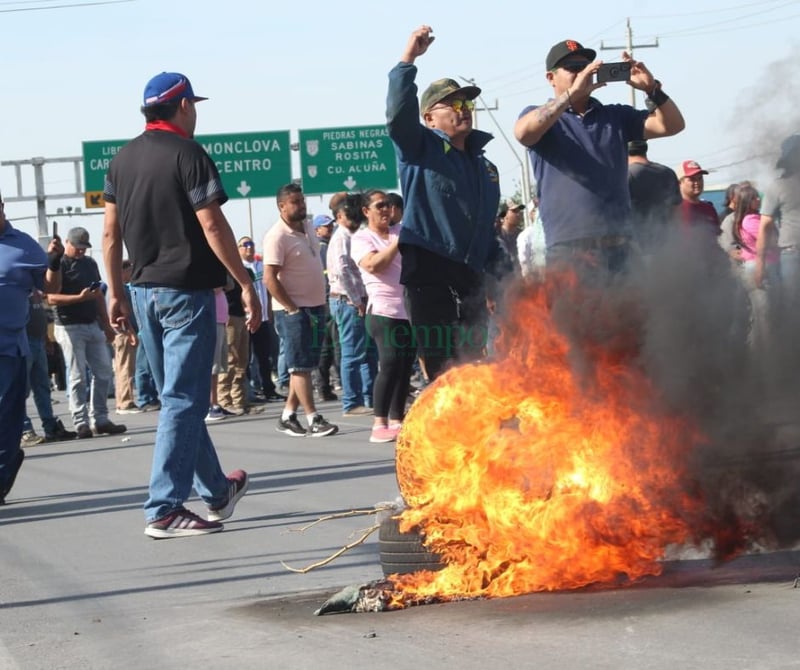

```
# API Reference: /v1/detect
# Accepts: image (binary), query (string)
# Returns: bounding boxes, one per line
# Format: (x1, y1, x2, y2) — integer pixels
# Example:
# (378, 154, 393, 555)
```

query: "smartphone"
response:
(52, 220, 58, 238)
(88, 281, 102, 291)
(596, 61, 631, 83)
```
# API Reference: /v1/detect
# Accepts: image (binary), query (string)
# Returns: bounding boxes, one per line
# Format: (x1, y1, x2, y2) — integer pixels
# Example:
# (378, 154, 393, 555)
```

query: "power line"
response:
(0, 0, 133, 13)
(632, 0, 793, 19)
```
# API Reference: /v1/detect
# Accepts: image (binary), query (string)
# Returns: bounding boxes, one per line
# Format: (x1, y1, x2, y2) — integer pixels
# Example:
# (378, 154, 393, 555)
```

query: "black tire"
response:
(378, 516, 444, 576)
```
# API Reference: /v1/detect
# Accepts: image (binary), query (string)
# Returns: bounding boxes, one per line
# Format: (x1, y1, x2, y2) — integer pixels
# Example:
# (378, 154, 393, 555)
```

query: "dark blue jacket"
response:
(386, 63, 503, 275)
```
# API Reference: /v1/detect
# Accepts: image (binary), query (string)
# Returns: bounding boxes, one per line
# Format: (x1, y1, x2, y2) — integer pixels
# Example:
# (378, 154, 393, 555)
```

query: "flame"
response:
(390, 276, 716, 605)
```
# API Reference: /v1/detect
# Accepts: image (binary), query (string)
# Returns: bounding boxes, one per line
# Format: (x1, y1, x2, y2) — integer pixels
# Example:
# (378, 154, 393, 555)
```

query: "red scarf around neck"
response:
(145, 120, 189, 138)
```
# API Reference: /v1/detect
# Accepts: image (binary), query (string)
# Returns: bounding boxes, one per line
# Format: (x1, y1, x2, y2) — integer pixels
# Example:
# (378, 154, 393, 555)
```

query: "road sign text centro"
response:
(299, 125, 398, 195)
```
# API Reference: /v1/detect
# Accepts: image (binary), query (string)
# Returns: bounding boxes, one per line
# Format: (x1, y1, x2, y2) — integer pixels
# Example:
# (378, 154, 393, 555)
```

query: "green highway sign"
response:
(197, 131, 291, 199)
(298, 125, 398, 195)
(82, 130, 292, 207)
(83, 139, 128, 198)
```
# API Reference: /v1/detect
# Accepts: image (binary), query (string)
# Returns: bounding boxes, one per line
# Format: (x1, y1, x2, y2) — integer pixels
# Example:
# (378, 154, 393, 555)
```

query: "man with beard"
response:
(263, 183, 338, 437)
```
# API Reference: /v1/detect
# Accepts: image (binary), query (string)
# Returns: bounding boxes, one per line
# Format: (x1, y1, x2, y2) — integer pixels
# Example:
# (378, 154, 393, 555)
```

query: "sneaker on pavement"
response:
(207, 469, 249, 522)
(21, 430, 46, 447)
(369, 426, 398, 444)
(308, 414, 338, 437)
(265, 391, 287, 402)
(45, 419, 77, 442)
(116, 405, 142, 415)
(318, 390, 338, 402)
(139, 402, 161, 412)
(76, 424, 93, 440)
(276, 414, 307, 437)
(342, 405, 373, 417)
(205, 406, 226, 422)
(221, 405, 245, 417)
(93, 420, 127, 436)
(144, 507, 223, 539)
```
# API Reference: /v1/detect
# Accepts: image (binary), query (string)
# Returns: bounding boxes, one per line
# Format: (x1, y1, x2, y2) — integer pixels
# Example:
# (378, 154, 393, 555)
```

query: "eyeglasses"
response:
(445, 99, 476, 113)
(239, 241, 254, 248)
(371, 201, 390, 210)
(558, 61, 589, 73)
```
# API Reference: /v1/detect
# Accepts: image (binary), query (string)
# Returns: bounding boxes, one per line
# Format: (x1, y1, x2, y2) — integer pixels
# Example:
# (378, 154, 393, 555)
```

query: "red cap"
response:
(677, 160, 708, 180)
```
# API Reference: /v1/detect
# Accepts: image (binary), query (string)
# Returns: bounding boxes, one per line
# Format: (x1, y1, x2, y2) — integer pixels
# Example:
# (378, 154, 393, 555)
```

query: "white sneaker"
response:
(116, 406, 142, 415)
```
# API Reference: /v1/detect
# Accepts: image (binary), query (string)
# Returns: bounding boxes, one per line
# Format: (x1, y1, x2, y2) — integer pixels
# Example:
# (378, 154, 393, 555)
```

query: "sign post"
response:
(298, 125, 398, 196)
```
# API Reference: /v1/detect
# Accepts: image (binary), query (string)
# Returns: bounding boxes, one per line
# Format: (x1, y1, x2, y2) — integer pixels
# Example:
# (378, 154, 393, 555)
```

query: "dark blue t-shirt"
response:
(519, 98, 648, 246)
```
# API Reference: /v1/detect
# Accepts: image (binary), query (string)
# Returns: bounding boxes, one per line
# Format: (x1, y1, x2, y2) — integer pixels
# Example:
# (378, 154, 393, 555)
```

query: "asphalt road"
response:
(1, 394, 799, 670)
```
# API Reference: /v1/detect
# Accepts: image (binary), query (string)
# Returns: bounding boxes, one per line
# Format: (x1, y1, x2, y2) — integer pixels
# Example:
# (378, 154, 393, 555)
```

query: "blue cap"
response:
(312, 214, 334, 228)
(142, 72, 207, 108)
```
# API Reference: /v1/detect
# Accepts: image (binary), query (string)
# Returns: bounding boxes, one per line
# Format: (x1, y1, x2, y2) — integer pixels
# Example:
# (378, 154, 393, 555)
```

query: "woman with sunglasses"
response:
(351, 190, 415, 443)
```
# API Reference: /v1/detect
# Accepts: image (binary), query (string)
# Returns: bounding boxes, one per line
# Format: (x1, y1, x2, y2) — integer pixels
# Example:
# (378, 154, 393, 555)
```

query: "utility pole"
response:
(1, 156, 84, 248)
(600, 17, 658, 108)
(458, 76, 533, 225)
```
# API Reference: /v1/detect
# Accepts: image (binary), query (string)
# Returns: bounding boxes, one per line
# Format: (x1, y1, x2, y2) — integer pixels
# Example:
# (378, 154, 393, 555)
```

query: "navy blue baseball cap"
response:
(142, 72, 208, 108)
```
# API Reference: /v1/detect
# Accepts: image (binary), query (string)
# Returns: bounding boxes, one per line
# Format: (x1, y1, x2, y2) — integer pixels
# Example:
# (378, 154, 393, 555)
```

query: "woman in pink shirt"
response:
(351, 190, 415, 443)
(733, 184, 779, 348)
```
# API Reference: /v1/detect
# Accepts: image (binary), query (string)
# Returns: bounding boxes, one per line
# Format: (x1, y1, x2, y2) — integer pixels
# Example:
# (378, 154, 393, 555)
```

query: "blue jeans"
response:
(134, 340, 158, 406)
(329, 298, 377, 411)
(130, 286, 229, 522)
(54, 322, 113, 429)
(0, 355, 27, 497)
(23, 336, 56, 434)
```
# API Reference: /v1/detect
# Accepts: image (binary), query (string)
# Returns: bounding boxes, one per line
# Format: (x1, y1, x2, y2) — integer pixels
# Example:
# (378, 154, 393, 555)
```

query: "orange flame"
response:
(391, 277, 712, 604)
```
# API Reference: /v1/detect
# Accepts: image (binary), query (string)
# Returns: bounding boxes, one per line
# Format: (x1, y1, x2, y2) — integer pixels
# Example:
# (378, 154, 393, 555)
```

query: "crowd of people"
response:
(2, 26, 797, 539)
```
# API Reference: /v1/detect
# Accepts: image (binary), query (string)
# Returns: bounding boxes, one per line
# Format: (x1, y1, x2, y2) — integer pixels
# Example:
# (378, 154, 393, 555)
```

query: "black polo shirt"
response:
(104, 129, 228, 290)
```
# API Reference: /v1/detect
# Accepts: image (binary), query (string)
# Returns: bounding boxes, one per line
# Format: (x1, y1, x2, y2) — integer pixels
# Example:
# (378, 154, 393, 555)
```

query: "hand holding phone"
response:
(596, 61, 631, 83)
(88, 281, 102, 292)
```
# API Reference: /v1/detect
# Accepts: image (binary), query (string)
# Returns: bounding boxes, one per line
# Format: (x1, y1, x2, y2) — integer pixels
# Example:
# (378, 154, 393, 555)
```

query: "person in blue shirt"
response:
(386, 25, 504, 381)
(514, 39, 685, 276)
(0, 194, 63, 503)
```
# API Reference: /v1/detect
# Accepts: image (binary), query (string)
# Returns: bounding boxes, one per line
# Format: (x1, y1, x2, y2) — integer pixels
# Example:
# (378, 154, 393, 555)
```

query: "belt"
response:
(555, 235, 631, 251)
(329, 293, 348, 301)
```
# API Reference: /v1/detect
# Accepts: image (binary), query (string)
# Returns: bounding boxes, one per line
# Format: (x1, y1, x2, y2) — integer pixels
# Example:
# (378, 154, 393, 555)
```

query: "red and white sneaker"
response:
(144, 507, 223, 539)
(207, 469, 249, 522)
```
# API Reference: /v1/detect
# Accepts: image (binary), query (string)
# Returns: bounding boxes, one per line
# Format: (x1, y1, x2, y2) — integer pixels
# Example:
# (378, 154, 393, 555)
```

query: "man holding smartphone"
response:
(47, 227, 127, 439)
(514, 39, 686, 276)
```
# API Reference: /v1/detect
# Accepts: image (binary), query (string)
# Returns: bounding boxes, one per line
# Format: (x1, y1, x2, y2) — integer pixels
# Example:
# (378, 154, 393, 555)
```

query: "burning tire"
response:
(378, 516, 444, 576)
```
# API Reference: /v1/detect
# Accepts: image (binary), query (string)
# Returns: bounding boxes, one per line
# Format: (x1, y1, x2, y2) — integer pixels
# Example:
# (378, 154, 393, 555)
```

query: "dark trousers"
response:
(0, 355, 28, 501)
(366, 314, 416, 421)
(316, 312, 340, 393)
(403, 283, 488, 382)
(250, 322, 277, 396)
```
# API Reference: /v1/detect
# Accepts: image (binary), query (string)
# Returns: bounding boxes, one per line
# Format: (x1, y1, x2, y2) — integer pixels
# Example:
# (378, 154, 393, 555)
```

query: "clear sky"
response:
(2, 0, 799, 251)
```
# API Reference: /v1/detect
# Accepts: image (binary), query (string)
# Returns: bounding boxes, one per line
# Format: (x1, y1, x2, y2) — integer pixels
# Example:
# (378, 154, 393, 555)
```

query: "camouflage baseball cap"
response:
(420, 78, 481, 114)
